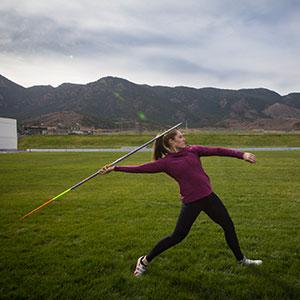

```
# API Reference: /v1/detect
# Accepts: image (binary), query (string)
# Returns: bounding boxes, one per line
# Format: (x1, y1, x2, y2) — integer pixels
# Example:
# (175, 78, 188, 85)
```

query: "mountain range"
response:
(0, 74, 299, 131)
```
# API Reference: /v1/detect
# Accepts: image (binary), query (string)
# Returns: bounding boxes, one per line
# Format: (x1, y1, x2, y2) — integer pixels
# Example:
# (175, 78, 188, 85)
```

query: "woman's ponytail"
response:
(152, 129, 179, 160)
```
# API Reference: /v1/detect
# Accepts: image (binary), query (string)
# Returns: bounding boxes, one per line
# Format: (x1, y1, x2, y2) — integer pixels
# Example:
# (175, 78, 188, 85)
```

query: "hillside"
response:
(0, 74, 299, 130)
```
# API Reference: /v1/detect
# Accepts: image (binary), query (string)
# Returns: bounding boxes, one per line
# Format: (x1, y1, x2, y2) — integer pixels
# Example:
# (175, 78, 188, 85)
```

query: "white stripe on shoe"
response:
(134, 256, 148, 276)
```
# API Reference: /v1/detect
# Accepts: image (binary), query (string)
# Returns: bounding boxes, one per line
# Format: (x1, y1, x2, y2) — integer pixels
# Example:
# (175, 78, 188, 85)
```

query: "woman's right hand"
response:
(98, 164, 115, 175)
(243, 152, 256, 163)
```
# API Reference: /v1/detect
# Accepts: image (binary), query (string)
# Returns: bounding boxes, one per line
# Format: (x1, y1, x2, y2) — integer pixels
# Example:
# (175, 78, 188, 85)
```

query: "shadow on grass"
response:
(139, 262, 300, 300)
(246, 266, 300, 299)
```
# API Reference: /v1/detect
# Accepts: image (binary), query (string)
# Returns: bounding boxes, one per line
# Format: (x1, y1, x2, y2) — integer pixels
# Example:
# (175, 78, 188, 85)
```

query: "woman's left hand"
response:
(243, 152, 256, 163)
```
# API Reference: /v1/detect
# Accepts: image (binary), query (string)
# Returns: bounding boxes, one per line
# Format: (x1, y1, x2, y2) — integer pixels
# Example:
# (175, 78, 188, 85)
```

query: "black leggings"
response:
(146, 192, 244, 262)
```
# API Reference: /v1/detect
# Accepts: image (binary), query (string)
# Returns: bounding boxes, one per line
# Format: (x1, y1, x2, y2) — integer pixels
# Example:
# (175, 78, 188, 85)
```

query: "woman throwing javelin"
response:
(99, 129, 263, 276)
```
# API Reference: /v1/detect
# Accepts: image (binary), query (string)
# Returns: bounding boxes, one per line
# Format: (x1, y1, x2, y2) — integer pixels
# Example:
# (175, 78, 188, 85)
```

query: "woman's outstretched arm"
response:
(189, 145, 256, 163)
(114, 159, 166, 173)
(99, 159, 166, 175)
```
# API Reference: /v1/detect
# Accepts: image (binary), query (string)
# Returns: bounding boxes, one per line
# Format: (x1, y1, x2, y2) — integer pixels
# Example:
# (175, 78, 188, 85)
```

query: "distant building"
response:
(23, 126, 48, 135)
(0, 117, 17, 150)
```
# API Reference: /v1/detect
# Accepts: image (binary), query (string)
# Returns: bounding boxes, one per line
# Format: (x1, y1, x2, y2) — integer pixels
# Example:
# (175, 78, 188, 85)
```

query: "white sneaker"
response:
(134, 256, 148, 277)
(239, 256, 263, 266)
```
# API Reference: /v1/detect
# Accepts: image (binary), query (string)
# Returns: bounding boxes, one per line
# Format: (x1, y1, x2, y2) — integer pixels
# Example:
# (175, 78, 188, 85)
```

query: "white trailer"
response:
(0, 117, 17, 150)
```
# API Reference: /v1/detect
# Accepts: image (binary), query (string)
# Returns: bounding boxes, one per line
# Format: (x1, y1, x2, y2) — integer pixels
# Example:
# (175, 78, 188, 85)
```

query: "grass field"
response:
(0, 149, 299, 299)
(18, 131, 300, 149)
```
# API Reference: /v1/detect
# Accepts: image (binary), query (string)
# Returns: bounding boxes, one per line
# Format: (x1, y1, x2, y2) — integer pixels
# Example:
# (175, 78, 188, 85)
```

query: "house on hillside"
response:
(23, 126, 48, 135)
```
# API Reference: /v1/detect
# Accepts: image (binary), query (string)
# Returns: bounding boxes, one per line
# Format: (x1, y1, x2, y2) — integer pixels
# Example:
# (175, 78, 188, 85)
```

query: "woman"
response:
(99, 129, 263, 277)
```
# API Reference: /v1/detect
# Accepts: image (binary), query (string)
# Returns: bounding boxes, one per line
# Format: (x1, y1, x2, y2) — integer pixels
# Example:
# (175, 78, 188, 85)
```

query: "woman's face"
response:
(169, 130, 186, 149)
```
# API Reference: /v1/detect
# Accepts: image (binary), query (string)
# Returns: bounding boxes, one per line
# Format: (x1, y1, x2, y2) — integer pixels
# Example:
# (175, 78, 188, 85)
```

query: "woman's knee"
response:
(220, 218, 235, 232)
(170, 230, 188, 243)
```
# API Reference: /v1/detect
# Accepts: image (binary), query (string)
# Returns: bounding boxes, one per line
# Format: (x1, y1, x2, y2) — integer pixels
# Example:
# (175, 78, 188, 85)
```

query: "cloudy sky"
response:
(0, 0, 299, 95)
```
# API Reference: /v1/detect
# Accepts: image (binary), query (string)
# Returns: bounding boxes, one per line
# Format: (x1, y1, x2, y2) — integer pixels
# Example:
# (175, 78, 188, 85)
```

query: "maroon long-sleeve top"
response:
(114, 145, 245, 204)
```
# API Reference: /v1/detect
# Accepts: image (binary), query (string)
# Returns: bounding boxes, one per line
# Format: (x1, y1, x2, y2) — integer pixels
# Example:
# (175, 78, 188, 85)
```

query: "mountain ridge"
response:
(0, 74, 299, 131)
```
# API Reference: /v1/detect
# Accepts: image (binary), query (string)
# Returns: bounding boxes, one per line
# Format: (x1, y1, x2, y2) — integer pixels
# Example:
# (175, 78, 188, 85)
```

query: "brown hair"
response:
(152, 129, 179, 160)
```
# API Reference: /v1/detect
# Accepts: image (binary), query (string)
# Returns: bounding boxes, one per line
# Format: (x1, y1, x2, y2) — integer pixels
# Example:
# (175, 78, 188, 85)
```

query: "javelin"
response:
(20, 122, 182, 220)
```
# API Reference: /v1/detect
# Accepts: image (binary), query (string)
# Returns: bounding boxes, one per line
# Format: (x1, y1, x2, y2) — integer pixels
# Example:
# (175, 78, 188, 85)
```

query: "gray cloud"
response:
(140, 54, 275, 83)
(0, 0, 299, 94)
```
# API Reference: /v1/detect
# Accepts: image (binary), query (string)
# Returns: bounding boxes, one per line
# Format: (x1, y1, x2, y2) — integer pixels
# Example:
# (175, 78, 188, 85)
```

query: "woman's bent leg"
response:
(202, 192, 244, 261)
(146, 202, 202, 262)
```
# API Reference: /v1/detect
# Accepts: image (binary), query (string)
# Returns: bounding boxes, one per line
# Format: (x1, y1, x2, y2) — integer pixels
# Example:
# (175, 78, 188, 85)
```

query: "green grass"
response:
(0, 151, 299, 299)
(18, 131, 300, 149)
